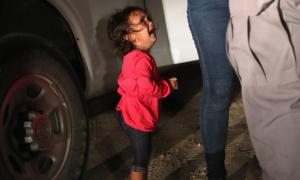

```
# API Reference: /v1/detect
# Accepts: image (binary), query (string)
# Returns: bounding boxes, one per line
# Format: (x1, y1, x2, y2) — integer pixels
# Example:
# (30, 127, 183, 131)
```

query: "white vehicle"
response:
(0, 0, 196, 179)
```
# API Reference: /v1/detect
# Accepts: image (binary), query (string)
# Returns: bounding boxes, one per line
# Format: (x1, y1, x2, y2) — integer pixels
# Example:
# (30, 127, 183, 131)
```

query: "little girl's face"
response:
(127, 10, 156, 51)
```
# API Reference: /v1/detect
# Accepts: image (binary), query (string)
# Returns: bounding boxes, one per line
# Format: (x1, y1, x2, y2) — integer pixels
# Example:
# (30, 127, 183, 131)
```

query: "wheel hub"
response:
(0, 74, 71, 179)
(23, 111, 53, 152)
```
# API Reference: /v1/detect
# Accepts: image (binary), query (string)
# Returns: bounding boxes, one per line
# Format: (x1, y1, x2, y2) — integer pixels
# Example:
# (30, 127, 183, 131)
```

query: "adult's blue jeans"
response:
(187, 0, 236, 154)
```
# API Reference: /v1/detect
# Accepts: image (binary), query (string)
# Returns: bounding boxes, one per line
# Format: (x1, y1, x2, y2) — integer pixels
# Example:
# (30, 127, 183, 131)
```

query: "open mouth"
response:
(149, 28, 156, 36)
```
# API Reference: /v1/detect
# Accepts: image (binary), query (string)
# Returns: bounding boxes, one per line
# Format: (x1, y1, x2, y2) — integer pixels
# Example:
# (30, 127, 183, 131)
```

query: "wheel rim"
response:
(0, 74, 72, 180)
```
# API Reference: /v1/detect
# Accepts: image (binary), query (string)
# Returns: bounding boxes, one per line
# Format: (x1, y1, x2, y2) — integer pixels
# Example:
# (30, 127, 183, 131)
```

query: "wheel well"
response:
(0, 0, 86, 90)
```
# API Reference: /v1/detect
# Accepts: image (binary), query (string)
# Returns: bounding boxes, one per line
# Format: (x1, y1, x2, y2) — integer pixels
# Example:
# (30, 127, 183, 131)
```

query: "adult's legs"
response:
(187, 0, 236, 179)
(227, 0, 300, 179)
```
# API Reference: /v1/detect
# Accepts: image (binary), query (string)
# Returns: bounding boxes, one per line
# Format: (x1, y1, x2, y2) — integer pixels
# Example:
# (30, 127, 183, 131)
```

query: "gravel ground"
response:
(84, 62, 262, 180)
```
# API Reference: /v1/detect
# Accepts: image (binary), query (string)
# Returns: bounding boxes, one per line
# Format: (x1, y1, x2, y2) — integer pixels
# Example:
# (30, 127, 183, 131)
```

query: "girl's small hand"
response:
(168, 77, 179, 90)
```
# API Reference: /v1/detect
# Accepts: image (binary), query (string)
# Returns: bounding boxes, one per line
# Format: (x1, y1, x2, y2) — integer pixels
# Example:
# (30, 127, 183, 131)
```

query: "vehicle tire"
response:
(0, 49, 88, 180)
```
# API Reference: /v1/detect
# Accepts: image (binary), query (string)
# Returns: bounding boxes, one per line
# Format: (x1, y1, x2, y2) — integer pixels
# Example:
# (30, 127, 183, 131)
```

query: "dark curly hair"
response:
(107, 6, 150, 56)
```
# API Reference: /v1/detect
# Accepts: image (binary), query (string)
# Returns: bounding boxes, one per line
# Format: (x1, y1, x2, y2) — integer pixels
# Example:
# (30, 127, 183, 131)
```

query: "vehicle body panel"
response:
(161, 0, 198, 63)
(46, 0, 196, 98)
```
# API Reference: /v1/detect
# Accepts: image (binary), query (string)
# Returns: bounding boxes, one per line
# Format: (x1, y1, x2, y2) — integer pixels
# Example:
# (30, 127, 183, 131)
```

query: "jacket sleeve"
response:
(135, 56, 171, 98)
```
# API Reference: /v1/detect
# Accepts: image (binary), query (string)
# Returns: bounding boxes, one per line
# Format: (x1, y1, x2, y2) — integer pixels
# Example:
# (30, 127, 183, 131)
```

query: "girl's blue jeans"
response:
(117, 111, 151, 172)
(187, 0, 236, 153)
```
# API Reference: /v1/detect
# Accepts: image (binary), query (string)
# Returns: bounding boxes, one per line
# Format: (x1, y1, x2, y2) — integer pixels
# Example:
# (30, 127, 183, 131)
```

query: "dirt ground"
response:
(84, 62, 262, 180)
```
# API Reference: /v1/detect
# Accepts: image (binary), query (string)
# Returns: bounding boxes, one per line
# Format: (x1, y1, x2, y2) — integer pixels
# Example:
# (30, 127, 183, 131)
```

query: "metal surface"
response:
(0, 75, 71, 179)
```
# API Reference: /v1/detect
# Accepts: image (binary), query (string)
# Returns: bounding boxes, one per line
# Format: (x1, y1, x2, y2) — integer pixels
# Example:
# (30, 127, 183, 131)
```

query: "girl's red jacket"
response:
(116, 50, 171, 132)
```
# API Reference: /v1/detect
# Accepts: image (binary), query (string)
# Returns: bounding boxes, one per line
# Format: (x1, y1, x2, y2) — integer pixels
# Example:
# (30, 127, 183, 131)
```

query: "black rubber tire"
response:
(0, 49, 88, 180)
